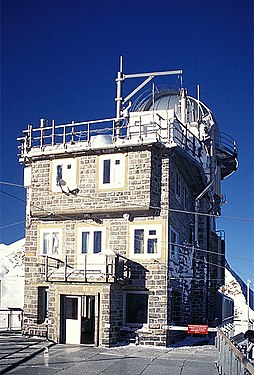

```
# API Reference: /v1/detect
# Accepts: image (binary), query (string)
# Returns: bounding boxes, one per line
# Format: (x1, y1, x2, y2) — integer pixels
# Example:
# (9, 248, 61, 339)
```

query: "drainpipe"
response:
(193, 180, 214, 279)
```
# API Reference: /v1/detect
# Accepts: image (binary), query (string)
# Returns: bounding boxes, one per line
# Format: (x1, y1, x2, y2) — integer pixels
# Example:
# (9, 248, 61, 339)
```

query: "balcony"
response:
(215, 131, 238, 179)
(40, 252, 126, 283)
(17, 114, 206, 167)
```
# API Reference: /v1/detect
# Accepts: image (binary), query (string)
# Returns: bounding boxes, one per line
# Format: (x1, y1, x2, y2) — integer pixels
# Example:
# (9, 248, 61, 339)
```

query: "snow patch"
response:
(0, 238, 25, 309)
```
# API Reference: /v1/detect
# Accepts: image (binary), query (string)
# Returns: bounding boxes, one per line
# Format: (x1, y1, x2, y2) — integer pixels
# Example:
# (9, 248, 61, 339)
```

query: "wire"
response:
(1, 181, 254, 222)
(0, 221, 26, 229)
(0, 181, 24, 188)
(1, 180, 254, 223)
(0, 189, 25, 203)
(1, 184, 253, 279)
(0, 187, 253, 264)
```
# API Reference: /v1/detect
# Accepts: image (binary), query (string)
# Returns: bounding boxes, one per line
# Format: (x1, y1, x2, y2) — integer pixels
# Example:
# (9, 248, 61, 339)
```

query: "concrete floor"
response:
(0, 333, 219, 375)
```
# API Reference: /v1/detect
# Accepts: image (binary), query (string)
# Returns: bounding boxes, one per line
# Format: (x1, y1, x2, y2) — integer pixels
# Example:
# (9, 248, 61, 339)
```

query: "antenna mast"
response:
(115, 57, 183, 120)
(115, 56, 124, 121)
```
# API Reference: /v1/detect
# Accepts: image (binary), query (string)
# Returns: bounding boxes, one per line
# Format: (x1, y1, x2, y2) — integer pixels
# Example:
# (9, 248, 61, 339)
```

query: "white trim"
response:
(77, 226, 106, 254)
(51, 158, 78, 193)
(39, 227, 63, 256)
(130, 224, 162, 258)
(98, 153, 126, 189)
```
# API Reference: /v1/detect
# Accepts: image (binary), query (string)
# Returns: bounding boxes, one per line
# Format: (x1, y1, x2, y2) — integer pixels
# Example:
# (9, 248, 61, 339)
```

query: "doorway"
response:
(81, 295, 95, 344)
(60, 295, 96, 345)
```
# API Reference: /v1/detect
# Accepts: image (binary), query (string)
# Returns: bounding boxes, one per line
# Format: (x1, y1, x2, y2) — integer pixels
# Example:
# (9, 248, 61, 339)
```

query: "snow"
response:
(220, 268, 254, 335)
(0, 238, 25, 309)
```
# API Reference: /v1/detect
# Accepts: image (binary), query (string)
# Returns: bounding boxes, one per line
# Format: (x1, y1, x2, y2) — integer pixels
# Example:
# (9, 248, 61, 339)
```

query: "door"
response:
(81, 296, 95, 344)
(65, 296, 81, 344)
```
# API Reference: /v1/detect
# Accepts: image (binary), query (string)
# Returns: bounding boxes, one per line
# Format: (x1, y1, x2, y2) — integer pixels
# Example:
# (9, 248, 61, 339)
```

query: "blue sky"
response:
(1, 0, 253, 285)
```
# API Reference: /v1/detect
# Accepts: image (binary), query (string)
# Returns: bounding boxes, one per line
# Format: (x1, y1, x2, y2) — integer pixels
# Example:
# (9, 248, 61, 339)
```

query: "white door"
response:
(65, 296, 81, 344)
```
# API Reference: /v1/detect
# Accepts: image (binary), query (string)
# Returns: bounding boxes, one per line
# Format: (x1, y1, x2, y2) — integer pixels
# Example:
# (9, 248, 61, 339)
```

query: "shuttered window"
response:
(37, 287, 48, 324)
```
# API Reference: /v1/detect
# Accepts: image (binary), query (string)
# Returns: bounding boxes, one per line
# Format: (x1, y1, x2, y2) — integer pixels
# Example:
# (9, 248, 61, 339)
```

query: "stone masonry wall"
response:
(23, 144, 211, 347)
(30, 149, 153, 217)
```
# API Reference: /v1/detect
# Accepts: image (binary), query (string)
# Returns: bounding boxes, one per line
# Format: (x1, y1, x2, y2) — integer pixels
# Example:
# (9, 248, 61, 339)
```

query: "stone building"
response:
(17, 64, 238, 346)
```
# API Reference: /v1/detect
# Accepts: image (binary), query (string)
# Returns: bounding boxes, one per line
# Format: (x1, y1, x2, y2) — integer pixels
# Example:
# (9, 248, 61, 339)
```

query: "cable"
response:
(0, 181, 24, 188)
(0, 186, 252, 257)
(0, 189, 25, 203)
(1, 181, 254, 223)
(0, 221, 26, 229)
(1, 186, 253, 278)
(0, 187, 253, 264)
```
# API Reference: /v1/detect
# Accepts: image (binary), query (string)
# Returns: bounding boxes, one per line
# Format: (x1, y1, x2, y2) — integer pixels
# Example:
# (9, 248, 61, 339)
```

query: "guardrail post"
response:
(84, 254, 87, 282)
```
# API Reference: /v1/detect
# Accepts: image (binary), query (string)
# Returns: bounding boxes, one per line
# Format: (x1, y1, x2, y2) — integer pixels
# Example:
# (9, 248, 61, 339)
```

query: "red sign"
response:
(187, 324, 208, 334)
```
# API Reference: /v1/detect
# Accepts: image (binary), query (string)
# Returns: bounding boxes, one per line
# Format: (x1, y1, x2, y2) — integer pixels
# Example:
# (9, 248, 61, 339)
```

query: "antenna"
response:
(115, 57, 183, 121)
(197, 84, 200, 122)
(115, 56, 124, 120)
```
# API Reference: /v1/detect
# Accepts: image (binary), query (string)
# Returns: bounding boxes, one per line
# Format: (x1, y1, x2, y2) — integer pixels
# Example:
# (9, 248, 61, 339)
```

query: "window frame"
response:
(37, 287, 49, 324)
(51, 158, 78, 193)
(130, 224, 162, 258)
(170, 227, 180, 262)
(124, 291, 149, 327)
(77, 226, 106, 255)
(169, 290, 182, 325)
(175, 171, 181, 201)
(39, 227, 63, 257)
(98, 153, 127, 190)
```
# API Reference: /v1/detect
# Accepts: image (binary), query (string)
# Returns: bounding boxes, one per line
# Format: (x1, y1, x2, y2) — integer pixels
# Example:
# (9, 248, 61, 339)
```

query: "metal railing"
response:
(40, 253, 126, 282)
(17, 113, 206, 166)
(215, 131, 238, 157)
(17, 117, 119, 156)
(216, 327, 254, 375)
(0, 308, 23, 331)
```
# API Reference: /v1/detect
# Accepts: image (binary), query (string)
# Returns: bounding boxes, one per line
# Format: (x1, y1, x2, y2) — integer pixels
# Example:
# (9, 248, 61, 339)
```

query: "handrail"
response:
(41, 253, 126, 282)
(216, 327, 254, 375)
(215, 131, 238, 156)
(0, 309, 23, 331)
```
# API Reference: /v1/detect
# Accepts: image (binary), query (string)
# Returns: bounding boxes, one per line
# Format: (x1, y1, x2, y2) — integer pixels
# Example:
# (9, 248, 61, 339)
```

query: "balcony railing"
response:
(40, 253, 126, 283)
(18, 114, 207, 170)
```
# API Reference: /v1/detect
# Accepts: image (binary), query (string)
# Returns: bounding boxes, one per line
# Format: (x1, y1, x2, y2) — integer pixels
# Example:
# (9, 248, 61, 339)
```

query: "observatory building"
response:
(18, 61, 237, 346)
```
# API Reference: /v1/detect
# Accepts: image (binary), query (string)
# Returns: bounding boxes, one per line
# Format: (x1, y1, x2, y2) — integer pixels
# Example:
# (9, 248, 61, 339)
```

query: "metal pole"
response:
(247, 279, 251, 329)
(115, 56, 124, 121)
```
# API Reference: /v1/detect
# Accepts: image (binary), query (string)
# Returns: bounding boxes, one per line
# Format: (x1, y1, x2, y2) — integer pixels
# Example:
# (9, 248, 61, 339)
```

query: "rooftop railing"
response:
(18, 114, 206, 168)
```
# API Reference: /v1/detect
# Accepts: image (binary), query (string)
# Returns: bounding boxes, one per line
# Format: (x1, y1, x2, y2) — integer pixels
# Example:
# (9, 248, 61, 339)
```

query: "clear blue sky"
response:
(1, 0, 253, 285)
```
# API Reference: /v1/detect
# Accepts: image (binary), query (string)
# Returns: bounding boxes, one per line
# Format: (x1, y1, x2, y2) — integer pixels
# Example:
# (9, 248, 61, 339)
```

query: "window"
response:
(65, 297, 78, 320)
(183, 185, 189, 210)
(78, 227, 105, 254)
(40, 228, 62, 256)
(37, 287, 48, 324)
(170, 227, 180, 261)
(175, 171, 181, 200)
(170, 290, 182, 325)
(131, 224, 161, 257)
(51, 158, 78, 193)
(98, 154, 126, 189)
(125, 292, 148, 326)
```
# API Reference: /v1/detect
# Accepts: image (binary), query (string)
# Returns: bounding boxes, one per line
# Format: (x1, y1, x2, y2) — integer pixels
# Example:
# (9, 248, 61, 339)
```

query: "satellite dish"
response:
(58, 178, 79, 196)
(59, 179, 66, 187)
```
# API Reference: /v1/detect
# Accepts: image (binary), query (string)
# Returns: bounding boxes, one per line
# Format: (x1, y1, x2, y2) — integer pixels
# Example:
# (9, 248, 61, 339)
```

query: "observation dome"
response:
(132, 88, 212, 123)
